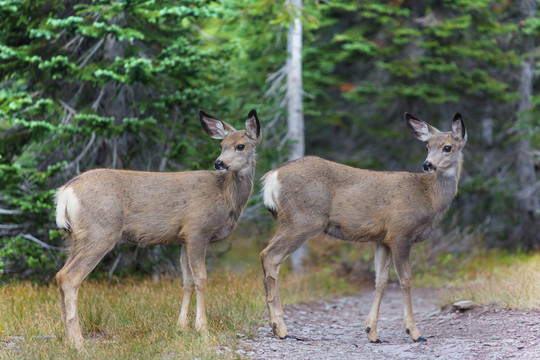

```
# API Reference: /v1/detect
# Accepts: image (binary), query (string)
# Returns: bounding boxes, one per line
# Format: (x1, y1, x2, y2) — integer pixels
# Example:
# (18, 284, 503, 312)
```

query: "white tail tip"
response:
(262, 171, 280, 214)
(55, 187, 80, 230)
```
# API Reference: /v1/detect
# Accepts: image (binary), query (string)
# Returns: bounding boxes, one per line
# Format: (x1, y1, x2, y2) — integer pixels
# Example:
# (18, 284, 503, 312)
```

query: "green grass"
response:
(0, 265, 356, 359)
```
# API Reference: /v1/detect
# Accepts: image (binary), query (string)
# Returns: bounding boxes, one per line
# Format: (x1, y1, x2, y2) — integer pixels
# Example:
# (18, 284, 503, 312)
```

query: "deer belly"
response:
(325, 219, 387, 243)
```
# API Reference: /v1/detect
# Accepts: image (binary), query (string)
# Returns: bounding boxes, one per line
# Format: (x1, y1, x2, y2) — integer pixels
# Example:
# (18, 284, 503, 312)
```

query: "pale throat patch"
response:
(443, 166, 457, 178)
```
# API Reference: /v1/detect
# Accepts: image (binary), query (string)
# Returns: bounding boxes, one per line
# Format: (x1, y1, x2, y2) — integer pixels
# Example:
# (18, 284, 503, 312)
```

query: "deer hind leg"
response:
(177, 244, 194, 331)
(56, 232, 117, 350)
(391, 244, 426, 342)
(260, 224, 322, 339)
(365, 243, 392, 343)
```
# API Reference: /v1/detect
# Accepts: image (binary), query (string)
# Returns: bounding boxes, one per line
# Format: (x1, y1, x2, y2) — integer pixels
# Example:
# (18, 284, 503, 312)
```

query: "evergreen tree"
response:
(0, 0, 229, 279)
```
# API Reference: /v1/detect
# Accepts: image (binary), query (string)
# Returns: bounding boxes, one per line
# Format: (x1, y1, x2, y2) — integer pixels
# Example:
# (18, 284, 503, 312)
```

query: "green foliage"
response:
(0, 0, 231, 280)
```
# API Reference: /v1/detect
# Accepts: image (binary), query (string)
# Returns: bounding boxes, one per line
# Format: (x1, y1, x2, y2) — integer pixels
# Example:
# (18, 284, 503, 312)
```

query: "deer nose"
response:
(423, 161, 433, 172)
(214, 160, 226, 170)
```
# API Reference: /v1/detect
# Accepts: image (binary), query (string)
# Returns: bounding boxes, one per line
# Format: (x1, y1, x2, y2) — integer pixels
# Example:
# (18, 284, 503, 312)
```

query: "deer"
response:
(54, 109, 261, 349)
(260, 113, 466, 343)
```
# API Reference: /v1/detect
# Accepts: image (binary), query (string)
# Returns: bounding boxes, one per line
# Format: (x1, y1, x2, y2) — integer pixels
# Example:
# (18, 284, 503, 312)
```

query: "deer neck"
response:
(217, 160, 255, 214)
(425, 154, 463, 213)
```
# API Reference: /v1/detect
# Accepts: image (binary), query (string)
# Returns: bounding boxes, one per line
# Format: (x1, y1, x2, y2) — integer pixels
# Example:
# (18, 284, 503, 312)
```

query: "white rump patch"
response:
(55, 187, 80, 230)
(262, 171, 280, 213)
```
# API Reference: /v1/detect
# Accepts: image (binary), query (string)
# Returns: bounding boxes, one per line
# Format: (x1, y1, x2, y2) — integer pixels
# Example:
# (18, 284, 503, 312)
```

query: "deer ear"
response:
(245, 109, 261, 142)
(199, 110, 236, 140)
(452, 113, 467, 142)
(405, 113, 437, 141)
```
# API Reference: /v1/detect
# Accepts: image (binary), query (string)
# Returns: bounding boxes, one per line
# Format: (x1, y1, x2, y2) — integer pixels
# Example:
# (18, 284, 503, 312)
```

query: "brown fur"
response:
(260, 113, 466, 343)
(55, 110, 261, 349)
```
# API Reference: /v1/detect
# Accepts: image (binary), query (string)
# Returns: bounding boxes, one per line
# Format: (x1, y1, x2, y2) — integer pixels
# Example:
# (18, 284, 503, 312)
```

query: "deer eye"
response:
(443, 145, 452, 153)
(236, 144, 245, 151)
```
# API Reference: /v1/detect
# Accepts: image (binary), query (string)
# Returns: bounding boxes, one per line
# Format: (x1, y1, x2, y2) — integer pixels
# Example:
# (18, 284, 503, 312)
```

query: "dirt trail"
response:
(239, 285, 540, 359)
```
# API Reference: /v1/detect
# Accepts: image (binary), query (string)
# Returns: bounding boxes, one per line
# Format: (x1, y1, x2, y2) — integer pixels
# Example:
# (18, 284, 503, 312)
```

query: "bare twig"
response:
(60, 99, 76, 115)
(0, 224, 23, 229)
(62, 132, 96, 171)
(266, 64, 287, 84)
(62, 34, 83, 51)
(112, 137, 118, 169)
(60, 99, 77, 125)
(108, 251, 123, 285)
(0, 208, 23, 215)
(20, 233, 64, 251)
(192, 24, 218, 41)
(92, 86, 106, 111)
(78, 38, 104, 68)
(265, 65, 288, 98)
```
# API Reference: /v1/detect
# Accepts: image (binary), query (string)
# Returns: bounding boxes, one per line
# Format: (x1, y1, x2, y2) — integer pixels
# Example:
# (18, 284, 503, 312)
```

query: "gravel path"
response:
(239, 285, 540, 359)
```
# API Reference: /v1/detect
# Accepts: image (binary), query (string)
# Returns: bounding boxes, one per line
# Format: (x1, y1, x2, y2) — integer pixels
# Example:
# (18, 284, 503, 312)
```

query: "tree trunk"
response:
(286, 0, 304, 161)
(286, 0, 307, 272)
(516, 0, 539, 250)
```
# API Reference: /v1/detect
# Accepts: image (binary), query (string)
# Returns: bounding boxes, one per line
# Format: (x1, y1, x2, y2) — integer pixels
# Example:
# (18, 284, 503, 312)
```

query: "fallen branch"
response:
(19, 233, 64, 251)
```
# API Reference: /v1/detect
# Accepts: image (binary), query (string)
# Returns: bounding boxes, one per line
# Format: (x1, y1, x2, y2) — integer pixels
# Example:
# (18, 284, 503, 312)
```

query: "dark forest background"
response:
(1, 0, 538, 281)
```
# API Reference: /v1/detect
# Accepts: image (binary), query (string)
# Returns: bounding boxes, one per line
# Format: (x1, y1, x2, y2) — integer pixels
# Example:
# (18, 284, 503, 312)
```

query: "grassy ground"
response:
(440, 252, 540, 309)
(0, 264, 356, 359)
(1, 225, 538, 359)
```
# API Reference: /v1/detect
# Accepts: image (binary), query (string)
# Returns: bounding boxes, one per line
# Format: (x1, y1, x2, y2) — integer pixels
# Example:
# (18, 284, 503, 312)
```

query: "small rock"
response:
(452, 300, 476, 311)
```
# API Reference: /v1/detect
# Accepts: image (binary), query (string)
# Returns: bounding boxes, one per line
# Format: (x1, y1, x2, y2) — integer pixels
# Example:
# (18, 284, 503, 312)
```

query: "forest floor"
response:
(238, 285, 540, 360)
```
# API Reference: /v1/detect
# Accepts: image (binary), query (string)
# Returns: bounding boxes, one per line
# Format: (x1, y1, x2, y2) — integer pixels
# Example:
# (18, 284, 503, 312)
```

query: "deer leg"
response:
(365, 243, 392, 343)
(185, 242, 208, 333)
(56, 239, 116, 350)
(392, 245, 426, 342)
(260, 226, 320, 339)
(177, 244, 194, 331)
(57, 255, 76, 329)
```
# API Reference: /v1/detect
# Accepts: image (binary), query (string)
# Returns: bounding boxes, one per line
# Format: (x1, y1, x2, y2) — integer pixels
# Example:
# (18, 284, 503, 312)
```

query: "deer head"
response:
(199, 110, 261, 175)
(405, 113, 467, 175)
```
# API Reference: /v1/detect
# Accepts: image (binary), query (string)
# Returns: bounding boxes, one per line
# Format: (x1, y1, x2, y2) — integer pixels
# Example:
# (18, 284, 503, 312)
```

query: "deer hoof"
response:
(370, 339, 383, 344)
(414, 336, 427, 342)
(280, 335, 292, 340)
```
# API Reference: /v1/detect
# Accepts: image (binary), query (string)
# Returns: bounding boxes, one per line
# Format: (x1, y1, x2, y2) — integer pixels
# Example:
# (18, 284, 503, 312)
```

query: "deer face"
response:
(405, 113, 467, 175)
(199, 110, 261, 175)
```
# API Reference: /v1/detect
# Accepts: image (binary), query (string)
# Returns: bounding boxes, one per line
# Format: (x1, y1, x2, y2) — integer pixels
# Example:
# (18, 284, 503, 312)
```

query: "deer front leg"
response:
(185, 242, 209, 333)
(177, 245, 195, 331)
(392, 244, 426, 342)
(365, 243, 392, 343)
